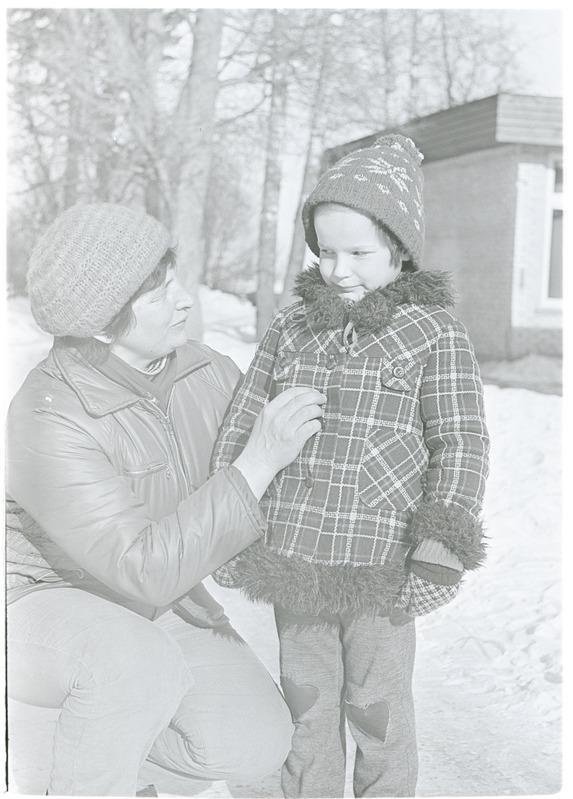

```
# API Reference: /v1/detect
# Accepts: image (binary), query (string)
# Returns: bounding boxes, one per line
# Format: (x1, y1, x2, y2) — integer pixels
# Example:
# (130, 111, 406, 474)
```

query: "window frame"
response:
(540, 156, 563, 309)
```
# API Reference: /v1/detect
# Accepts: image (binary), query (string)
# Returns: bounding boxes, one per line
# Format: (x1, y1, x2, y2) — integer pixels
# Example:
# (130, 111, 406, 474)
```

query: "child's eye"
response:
(352, 251, 372, 257)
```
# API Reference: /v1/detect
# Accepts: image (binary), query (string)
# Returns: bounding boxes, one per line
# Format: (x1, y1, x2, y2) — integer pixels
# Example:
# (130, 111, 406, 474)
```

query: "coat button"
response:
(304, 473, 314, 489)
(278, 353, 291, 368)
(393, 365, 405, 378)
(326, 354, 337, 370)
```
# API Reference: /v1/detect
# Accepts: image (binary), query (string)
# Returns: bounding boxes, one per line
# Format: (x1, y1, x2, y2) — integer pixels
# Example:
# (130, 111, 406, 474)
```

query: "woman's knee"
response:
(75, 612, 190, 712)
(243, 695, 293, 779)
(219, 688, 293, 781)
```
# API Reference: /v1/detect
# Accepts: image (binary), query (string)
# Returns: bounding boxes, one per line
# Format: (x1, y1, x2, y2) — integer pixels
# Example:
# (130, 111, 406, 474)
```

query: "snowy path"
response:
(6, 292, 562, 796)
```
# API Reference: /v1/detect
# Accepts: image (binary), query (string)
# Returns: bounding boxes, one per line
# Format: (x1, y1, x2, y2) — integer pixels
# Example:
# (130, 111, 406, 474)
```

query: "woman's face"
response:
(109, 267, 193, 369)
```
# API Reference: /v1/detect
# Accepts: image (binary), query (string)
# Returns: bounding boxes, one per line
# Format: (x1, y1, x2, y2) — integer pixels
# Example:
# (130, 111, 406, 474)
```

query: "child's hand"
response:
(390, 571, 461, 625)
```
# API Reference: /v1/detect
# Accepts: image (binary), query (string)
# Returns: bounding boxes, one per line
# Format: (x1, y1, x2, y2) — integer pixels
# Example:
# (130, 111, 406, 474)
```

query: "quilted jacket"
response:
(211, 266, 490, 615)
(6, 340, 266, 622)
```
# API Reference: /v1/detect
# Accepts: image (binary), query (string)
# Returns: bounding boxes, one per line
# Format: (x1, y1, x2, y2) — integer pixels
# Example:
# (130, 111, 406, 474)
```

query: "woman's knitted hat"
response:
(302, 134, 425, 268)
(27, 202, 171, 337)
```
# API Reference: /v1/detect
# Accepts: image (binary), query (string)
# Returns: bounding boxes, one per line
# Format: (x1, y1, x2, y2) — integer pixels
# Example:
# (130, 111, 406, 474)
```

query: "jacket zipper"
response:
(144, 393, 192, 499)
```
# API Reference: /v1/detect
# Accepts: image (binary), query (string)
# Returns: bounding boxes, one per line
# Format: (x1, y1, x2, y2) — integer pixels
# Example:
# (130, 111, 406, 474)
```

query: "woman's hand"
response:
(233, 387, 326, 500)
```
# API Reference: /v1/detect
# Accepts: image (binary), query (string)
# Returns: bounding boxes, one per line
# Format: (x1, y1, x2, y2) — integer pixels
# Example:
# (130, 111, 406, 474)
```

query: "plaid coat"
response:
(212, 267, 489, 615)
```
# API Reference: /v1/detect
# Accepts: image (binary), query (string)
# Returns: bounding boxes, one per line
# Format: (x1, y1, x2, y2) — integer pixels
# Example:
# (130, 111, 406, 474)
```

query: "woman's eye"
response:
(319, 249, 334, 257)
(149, 289, 167, 303)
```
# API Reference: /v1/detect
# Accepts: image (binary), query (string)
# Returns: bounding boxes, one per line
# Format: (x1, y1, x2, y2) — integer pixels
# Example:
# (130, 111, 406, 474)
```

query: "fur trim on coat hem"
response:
(220, 540, 408, 617)
(408, 499, 487, 570)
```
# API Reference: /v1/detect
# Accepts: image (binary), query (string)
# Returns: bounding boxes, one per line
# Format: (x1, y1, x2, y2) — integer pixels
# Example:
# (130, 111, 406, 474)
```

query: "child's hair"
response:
(376, 221, 415, 272)
(57, 247, 177, 363)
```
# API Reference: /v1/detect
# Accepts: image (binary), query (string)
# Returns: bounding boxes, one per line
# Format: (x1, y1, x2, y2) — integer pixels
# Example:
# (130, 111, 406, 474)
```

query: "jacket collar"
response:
(294, 264, 454, 335)
(52, 341, 211, 418)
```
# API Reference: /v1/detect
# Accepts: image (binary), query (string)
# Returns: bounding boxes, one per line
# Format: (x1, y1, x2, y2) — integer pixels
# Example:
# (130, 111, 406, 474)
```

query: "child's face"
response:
(314, 203, 401, 302)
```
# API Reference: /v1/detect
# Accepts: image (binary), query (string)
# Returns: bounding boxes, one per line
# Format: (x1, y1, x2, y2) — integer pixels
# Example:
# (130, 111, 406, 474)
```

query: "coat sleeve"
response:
(7, 397, 265, 608)
(411, 318, 490, 570)
(210, 311, 283, 473)
(209, 311, 284, 586)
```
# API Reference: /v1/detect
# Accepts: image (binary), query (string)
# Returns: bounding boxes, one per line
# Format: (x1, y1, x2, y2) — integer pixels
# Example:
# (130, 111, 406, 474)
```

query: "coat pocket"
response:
(358, 427, 427, 511)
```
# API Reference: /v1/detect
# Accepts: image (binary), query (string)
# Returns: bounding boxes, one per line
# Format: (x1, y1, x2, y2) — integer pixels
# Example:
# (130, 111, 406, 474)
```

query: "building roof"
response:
(324, 93, 562, 167)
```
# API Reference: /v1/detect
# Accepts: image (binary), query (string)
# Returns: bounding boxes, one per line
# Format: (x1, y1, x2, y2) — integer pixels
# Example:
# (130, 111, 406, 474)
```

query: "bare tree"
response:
(174, 10, 224, 338)
(255, 10, 288, 337)
(279, 13, 332, 308)
(7, 8, 525, 323)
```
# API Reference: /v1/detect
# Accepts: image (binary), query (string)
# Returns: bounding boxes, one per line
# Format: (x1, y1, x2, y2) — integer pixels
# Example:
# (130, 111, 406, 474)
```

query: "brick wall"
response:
(423, 144, 562, 360)
(423, 145, 519, 360)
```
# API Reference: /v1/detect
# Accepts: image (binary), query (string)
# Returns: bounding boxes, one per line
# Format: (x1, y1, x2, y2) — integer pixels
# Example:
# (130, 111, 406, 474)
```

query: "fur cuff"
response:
(408, 500, 487, 570)
(223, 540, 407, 617)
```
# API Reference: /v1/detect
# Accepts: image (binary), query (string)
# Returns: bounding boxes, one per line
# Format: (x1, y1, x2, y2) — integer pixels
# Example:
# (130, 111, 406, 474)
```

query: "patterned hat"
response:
(302, 133, 425, 268)
(27, 203, 171, 337)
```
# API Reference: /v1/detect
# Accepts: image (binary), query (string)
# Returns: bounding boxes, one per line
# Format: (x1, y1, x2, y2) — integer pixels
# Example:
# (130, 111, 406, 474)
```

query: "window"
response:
(544, 160, 563, 303)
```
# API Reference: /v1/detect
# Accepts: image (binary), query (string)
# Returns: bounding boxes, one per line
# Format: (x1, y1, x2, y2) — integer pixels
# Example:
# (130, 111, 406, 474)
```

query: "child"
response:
(211, 134, 489, 797)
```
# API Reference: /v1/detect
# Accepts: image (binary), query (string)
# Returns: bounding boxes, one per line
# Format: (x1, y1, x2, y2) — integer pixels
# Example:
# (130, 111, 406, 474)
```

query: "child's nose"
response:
(332, 254, 351, 278)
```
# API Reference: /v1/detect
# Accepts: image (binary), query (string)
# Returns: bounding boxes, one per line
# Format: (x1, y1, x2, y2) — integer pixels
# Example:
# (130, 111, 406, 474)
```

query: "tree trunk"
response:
(175, 9, 224, 340)
(439, 11, 455, 107)
(279, 17, 330, 308)
(380, 11, 394, 123)
(143, 10, 167, 221)
(62, 11, 83, 208)
(407, 10, 421, 118)
(255, 10, 287, 338)
(279, 134, 326, 308)
(63, 100, 80, 208)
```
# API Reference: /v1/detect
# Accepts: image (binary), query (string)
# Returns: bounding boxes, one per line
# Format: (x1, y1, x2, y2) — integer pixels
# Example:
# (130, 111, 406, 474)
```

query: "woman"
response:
(6, 202, 325, 795)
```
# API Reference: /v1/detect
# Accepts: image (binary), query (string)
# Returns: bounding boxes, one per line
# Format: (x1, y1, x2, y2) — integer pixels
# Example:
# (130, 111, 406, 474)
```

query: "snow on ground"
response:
(6, 290, 562, 796)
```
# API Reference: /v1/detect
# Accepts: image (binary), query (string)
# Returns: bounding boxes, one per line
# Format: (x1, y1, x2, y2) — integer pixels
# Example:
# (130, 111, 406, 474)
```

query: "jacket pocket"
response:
(122, 462, 169, 477)
(358, 427, 427, 511)
(379, 358, 422, 393)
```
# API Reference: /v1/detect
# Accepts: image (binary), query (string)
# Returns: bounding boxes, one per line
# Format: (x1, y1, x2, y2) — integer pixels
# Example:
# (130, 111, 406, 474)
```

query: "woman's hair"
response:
(58, 247, 177, 364)
(376, 222, 416, 272)
(105, 247, 176, 339)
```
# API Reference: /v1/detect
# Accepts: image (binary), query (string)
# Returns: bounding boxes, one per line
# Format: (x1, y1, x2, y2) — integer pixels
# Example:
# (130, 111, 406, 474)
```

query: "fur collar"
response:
(294, 264, 454, 334)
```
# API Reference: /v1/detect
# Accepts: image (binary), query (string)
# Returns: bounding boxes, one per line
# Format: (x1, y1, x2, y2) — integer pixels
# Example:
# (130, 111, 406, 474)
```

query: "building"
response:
(323, 94, 563, 360)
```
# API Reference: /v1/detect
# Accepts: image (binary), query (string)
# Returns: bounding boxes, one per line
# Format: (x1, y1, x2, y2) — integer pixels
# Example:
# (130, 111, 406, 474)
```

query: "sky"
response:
(505, 9, 562, 97)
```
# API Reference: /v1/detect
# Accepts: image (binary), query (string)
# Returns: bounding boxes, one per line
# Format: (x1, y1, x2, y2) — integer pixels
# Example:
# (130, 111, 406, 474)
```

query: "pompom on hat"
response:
(27, 202, 171, 338)
(302, 133, 425, 268)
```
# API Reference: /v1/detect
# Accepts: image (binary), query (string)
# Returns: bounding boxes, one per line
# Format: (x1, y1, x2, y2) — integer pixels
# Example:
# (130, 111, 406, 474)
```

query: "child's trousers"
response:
(274, 605, 418, 798)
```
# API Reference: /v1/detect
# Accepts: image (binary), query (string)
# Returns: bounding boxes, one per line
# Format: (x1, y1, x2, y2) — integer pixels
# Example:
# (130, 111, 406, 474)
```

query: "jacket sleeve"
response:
(7, 399, 265, 608)
(411, 318, 490, 570)
(210, 311, 283, 473)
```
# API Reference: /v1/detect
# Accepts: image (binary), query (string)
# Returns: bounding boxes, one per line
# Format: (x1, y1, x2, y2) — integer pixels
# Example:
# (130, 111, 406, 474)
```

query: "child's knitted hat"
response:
(27, 202, 171, 338)
(302, 133, 425, 268)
